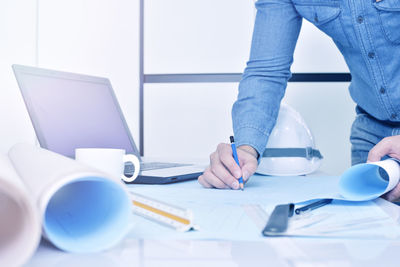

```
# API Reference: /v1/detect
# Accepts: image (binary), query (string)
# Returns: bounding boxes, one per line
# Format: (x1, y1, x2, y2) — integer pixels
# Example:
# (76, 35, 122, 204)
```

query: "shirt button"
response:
(368, 52, 375, 59)
(357, 16, 364, 23)
(380, 87, 386, 94)
(391, 113, 397, 120)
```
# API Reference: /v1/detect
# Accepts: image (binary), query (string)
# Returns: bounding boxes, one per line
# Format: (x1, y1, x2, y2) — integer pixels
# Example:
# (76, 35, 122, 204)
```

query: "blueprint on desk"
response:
(126, 175, 400, 241)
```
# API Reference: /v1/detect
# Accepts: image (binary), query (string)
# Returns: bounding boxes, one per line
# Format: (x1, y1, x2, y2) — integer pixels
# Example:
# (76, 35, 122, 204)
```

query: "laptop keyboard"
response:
(125, 162, 191, 173)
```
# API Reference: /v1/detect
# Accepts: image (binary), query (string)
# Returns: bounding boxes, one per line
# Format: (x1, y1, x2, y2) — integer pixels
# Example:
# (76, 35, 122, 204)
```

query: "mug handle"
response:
(121, 154, 141, 183)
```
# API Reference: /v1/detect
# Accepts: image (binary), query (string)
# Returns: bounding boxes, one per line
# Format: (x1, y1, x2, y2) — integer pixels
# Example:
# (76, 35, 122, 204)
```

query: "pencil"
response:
(230, 136, 244, 190)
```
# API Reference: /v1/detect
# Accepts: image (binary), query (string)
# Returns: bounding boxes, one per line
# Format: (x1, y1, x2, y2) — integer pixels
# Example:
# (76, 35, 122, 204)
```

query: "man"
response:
(198, 0, 400, 201)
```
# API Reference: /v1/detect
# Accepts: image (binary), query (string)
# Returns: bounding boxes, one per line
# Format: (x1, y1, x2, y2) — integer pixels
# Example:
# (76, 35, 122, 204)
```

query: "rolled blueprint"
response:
(339, 159, 400, 201)
(7, 143, 132, 253)
(0, 155, 41, 267)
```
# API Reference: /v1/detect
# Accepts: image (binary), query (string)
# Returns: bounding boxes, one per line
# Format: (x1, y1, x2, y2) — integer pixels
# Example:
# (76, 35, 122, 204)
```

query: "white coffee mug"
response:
(75, 148, 140, 183)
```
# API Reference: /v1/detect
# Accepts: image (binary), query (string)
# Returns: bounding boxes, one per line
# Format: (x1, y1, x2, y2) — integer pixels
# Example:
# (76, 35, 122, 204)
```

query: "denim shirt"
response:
(232, 0, 400, 156)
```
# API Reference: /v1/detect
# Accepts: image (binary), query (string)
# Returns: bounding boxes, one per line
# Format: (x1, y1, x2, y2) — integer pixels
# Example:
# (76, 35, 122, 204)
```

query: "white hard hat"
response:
(256, 103, 323, 176)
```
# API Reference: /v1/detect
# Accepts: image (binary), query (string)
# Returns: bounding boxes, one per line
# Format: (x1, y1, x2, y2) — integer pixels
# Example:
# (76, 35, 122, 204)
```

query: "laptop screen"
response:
(13, 65, 139, 158)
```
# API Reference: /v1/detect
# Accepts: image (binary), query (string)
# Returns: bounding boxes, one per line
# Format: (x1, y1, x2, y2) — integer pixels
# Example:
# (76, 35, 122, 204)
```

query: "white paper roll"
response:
(8, 143, 132, 253)
(0, 155, 41, 267)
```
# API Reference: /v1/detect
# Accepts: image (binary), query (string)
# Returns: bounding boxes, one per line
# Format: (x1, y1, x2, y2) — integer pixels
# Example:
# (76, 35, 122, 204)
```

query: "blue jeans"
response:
(351, 107, 400, 166)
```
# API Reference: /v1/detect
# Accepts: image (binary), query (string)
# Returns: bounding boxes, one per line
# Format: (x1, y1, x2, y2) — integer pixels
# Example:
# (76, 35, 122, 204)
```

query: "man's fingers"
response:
(242, 163, 258, 182)
(214, 143, 243, 187)
(382, 183, 400, 202)
(199, 167, 230, 189)
(205, 172, 230, 189)
(217, 143, 242, 178)
(210, 163, 239, 189)
(199, 143, 259, 190)
(198, 174, 213, 188)
(237, 148, 258, 182)
(367, 136, 400, 162)
(367, 137, 392, 162)
(217, 143, 258, 184)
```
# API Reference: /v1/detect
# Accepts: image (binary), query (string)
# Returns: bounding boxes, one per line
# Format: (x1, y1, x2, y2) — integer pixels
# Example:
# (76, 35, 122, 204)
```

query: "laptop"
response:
(12, 64, 205, 184)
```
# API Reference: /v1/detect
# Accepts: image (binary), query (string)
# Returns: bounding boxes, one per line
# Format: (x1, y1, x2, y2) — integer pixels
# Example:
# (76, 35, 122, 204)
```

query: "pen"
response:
(295, 198, 333, 215)
(230, 136, 244, 190)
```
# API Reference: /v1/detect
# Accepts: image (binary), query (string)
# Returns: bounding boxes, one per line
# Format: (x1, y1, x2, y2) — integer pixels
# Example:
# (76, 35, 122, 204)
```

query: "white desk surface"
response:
(22, 160, 400, 267)
(24, 194, 400, 267)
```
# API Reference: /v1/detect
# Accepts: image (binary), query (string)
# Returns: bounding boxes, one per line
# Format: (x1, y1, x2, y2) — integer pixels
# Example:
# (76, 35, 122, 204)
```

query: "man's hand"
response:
(367, 135, 400, 201)
(198, 144, 258, 189)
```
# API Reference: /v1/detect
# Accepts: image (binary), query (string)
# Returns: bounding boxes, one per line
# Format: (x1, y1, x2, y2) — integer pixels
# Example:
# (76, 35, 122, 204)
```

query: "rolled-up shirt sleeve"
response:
(232, 0, 302, 156)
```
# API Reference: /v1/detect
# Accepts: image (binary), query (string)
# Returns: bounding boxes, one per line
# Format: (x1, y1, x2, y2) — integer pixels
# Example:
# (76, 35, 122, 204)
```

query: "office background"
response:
(1, 0, 353, 175)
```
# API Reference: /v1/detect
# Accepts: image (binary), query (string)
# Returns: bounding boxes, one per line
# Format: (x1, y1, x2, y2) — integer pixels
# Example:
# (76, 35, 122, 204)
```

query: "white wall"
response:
(144, 0, 255, 74)
(0, 0, 38, 153)
(38, 0, 140, 143)
(0, 1, 355, 175)
(0, 0, 140, 154)
(144, 83, 237, 159)
(144, 4, 354, 175)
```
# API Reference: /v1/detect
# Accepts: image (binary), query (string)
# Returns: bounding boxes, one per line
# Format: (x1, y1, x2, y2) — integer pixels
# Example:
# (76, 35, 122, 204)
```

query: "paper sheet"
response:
(283, 200, 400, 239)
(128, 204, 262, 241)
(129, 175, 341, 207)
(127, 174, 400, 241)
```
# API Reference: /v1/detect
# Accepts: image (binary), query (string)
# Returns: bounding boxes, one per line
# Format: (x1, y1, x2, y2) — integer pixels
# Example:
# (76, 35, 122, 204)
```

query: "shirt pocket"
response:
(293, 0, 351, 48)
(373, 0, 400, 44)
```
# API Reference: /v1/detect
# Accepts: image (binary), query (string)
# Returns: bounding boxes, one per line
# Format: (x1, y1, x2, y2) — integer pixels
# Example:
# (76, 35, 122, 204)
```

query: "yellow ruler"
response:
(130, 192, 195, 232)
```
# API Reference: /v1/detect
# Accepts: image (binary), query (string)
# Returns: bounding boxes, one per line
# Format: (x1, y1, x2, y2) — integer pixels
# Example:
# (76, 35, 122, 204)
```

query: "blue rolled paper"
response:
(339, 159, 400, 201)
(43, 177, 132, 253)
